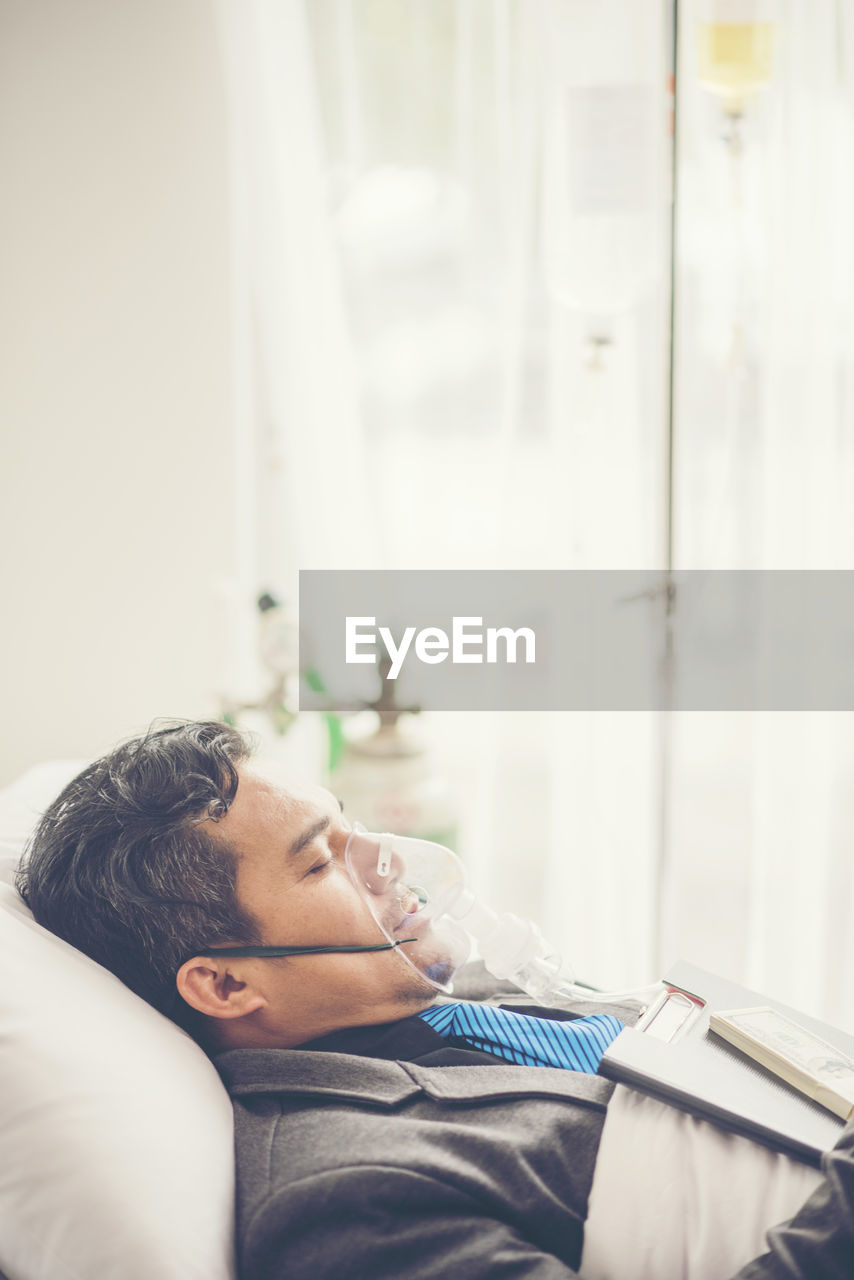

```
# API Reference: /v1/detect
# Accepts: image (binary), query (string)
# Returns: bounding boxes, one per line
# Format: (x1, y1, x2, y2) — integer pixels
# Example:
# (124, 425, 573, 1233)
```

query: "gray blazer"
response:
(216, 973, 644, 1280)
(217, 985, 854, 1280)
(218, 1042, 613, 1279)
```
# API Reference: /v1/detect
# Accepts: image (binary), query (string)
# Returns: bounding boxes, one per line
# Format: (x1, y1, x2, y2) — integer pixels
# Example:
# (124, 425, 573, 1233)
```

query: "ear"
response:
(176, 955, 267, 1022)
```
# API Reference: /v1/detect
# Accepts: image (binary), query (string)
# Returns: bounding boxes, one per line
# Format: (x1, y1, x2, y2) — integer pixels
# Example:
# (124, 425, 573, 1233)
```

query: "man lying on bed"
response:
(16, 721, 854, 1279)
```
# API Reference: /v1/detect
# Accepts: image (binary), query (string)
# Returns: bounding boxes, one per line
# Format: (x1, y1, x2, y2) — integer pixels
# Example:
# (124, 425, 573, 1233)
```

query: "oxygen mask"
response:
(343, 822, 564, 998)
(343, 823, 471, 992)
(344, 823, 662, 1011)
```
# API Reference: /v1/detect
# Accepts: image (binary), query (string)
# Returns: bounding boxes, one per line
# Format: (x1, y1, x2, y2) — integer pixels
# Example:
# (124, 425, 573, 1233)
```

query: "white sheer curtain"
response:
(217, 0, 854, 1018)
(216, 0, 376, 591)
(667, 0, 854, 1025)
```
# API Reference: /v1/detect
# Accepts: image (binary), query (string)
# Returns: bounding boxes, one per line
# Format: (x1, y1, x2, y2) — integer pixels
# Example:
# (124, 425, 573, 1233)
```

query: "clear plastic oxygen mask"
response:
(344, 823, 662, 1009)
(343, 823, 470, 993)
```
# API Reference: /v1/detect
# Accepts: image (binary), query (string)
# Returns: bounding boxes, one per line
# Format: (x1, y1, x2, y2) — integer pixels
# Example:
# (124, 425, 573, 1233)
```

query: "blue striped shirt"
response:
(418, 1001, 623, 1073)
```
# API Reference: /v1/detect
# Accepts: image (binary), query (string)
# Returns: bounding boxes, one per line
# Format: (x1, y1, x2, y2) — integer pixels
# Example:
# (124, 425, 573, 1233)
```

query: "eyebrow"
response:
(288, 815, 331, 858)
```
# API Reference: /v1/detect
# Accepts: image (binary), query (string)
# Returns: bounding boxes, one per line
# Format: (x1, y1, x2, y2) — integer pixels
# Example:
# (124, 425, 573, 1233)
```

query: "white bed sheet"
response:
(581, 1083, 824, 1280)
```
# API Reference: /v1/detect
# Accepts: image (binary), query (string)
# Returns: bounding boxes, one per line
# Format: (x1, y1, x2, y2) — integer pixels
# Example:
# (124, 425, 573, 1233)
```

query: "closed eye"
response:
(305, 857, 333, 878)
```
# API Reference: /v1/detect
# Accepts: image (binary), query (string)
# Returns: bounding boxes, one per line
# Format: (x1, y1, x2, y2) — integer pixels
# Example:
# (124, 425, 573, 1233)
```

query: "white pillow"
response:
(0, 761, 87, 888)
(0, 764, 237, 1280)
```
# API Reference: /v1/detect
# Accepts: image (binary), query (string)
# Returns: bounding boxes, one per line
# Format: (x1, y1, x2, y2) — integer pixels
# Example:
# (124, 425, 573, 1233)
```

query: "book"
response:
(710, 1007, 854, 1122)
(599, 962, 854, 1166)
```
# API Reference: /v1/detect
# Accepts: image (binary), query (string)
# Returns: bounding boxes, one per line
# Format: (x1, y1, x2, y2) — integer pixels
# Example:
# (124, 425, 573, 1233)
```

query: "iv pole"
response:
(654, 0, 680, 974)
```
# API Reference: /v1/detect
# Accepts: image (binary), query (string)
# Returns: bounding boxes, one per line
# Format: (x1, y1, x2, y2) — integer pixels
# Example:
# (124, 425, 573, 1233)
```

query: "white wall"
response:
(0, 0, 235, 783)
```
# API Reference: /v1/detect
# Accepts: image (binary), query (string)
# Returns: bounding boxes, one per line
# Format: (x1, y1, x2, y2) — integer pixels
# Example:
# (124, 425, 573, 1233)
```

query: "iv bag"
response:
(697, 0, 777, 117)
(541, 0, 666, 316)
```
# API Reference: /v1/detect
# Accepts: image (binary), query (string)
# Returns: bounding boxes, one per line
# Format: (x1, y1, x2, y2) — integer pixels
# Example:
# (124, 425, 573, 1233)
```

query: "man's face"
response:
(208, 761, 439, 1046)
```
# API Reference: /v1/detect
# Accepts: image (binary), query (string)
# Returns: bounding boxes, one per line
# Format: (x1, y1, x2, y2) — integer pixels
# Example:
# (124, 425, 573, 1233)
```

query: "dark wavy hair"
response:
(16, 720, 261, 1035)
